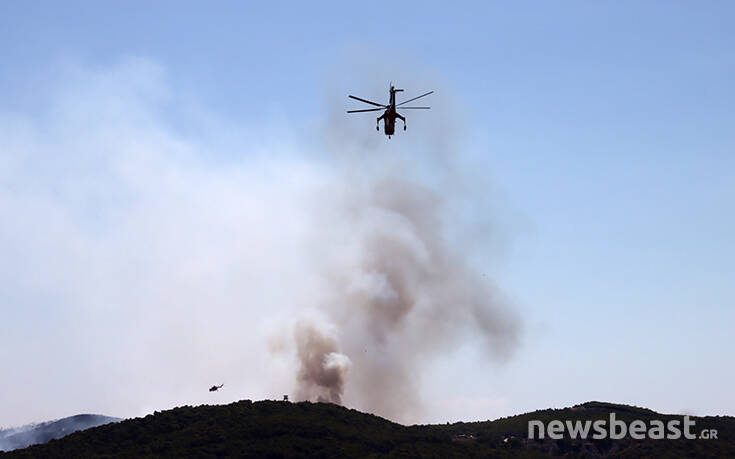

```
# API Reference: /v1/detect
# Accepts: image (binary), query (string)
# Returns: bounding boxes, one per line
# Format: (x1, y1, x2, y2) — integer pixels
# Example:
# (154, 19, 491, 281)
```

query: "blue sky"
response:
(1, 1, 733, 425)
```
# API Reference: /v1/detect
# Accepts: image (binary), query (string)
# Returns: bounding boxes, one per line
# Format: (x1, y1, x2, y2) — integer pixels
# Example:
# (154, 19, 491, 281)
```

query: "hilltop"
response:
(2, 400, 732, 458)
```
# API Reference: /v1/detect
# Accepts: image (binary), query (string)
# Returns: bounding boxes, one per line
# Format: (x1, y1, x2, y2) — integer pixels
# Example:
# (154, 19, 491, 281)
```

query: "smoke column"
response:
(293, 320, 351, 404)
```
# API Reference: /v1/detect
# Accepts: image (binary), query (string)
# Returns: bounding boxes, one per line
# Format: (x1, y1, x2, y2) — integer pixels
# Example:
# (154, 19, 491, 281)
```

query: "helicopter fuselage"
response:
(383, 110, 397, 135)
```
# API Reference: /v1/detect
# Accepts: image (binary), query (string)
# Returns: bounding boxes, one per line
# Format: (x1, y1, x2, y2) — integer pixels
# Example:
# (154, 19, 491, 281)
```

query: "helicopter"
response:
(347, 84, 433, 138)
(209, 384, 224, 392)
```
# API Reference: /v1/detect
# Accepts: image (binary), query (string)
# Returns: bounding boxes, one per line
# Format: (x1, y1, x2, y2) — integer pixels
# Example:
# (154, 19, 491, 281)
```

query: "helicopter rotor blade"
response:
(347, 108, 384, 113)
(397, 106, 430, 109)
(348, 95, 386, 107)
(397, 91, 434, 106)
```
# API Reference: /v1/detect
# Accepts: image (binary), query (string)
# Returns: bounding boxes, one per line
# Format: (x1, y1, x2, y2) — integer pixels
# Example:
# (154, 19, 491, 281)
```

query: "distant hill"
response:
(1, 401, 732, 457)
(0, 414, 120, 452)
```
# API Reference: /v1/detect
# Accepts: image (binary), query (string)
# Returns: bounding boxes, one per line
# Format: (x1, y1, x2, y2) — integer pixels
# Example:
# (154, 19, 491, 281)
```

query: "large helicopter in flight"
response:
(347, 84, 433, 138)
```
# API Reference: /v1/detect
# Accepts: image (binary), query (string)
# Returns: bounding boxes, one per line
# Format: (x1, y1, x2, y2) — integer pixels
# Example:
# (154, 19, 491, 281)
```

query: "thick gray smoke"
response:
(291, 66, 521, 422)
(293, 174, 520, 421)
(293, 321, 351, 404)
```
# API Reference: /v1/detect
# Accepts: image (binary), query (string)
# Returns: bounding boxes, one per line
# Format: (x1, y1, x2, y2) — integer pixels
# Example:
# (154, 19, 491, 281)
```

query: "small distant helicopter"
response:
(209, 384, 224, 392)
(347, 84, 433, 138)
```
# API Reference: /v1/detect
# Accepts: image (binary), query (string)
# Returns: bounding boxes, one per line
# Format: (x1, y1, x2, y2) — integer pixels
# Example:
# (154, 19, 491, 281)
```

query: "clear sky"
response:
(1, 1, 733, 427)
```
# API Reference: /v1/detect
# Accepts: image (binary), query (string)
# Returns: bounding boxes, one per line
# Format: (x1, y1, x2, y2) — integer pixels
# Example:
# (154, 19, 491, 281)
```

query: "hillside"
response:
(2, 400, 732, 458)
(0, 415, 120, 452)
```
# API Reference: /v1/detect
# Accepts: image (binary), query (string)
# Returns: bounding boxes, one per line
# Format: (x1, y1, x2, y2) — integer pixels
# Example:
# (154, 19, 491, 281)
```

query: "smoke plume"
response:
(293, 321, 351, 404)
(1, 56, 520, 427)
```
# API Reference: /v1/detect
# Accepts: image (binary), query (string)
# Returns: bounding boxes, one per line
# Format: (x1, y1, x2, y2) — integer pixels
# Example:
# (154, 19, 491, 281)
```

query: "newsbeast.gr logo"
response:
(528, 413, 718, 440)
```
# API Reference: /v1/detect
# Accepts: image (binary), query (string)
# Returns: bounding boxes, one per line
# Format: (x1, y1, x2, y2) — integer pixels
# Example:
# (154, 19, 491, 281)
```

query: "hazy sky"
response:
(1, 1, 733, 427)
